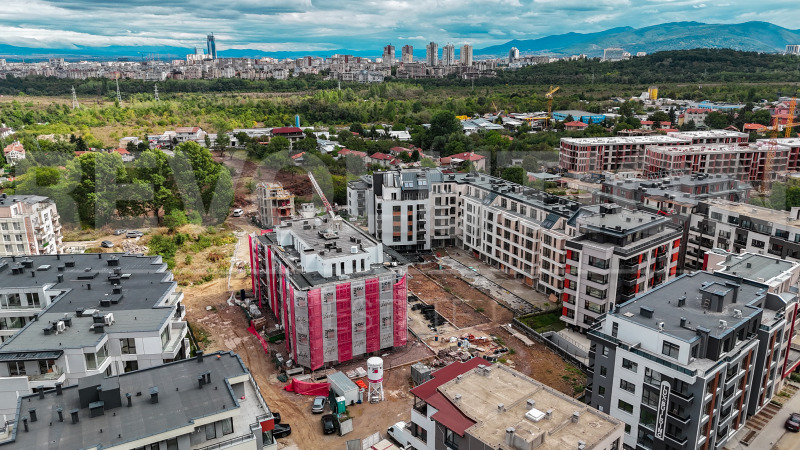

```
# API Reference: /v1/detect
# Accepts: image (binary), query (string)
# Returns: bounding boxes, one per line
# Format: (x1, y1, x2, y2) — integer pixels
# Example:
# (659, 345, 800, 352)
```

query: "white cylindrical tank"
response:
(367, 357, 384, 382)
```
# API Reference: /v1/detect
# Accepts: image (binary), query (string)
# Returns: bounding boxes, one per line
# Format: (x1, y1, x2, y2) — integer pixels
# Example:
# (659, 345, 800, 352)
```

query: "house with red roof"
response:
(679, 108, 709, 127)
(174, 126, 206, 143)
(369, 152, 395, 166)
(743, 123, 768, 133)
(563, 121, 588, 131)
(3, 142, 25, 166)
(271, 126, 305, 149)
(447, 152, 486, 171)
(110, 147, 134, 162)
(290, 152, 305, 164)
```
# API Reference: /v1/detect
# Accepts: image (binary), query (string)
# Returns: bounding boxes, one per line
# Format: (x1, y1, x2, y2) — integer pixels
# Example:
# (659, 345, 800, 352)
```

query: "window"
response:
(620, 379, 636, 393)
(205, 423, 217, 440)
(624, 424, 631, 434)
(642, 389, 659, 407)
(445, 428, 459, 449)
(597, 386, 606, 396)
(392, 206, 401, 212)
(120, 338, 136, 355)
(622, 358, 637, 372)
(222, 417, 234, 435)
(166, 438, 179, 450)
(612, 322, 619, 338)
(600, 366, 607, 377)
(8, 361, 26, 376)
(751, 239, 765, 249)
(123, 360, 139, 373)
(662, 341, 680, 359)
(640, 408, 656, 427)
(25, 293, 40, 308)
(618, 400, 634, 414)
(711, 212, 722, 221)
(161, 327, 171, 348)
(644, 368, 662, 386)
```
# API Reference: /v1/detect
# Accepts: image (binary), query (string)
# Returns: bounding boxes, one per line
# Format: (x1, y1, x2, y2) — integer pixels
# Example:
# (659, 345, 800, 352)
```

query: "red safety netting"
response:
(253, 241, 262, 308)
(336, 283, 353, 363)
(267, 247, 277, 313)
(247, 324, 270, 354)
(308, 288, 324, 370)
(393, 274, 408, 347)
(365, 278, 380, 353)
(282, 267, 291, 355)
(283, 378, 330, 396)
(289, 285, 297, 361)
(248, 235, 256, 299)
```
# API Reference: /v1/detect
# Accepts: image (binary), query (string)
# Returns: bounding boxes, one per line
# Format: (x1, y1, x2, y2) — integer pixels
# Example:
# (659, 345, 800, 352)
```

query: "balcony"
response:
(28, 367, 66, 385)
(162, 322, 188, 357)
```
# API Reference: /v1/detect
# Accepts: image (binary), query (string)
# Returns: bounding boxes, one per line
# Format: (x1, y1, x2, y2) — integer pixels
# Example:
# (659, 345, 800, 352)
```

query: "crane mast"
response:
(307, 172, 334, 218)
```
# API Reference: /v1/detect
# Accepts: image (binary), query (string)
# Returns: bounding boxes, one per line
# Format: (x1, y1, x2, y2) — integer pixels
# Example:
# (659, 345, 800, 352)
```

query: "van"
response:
(232, 208, 243, 217)
(386, 421, 410, 448)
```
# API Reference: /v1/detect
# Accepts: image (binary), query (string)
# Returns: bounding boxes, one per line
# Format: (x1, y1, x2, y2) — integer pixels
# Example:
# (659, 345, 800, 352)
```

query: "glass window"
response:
(445, 428, 458, 449)
(8, 361, 26, 376)
(662, 341, 680, 359)
(85, 352, 97, 370)
(612, 322, 619, 338)
(166, 438, 179, 450)
(622, 358, 638, 372)
(205, 423, 217, 440)
(600, 366, 607, 377)
(598, 386, 606, 396)
(618, 400, 634, 414)
(222, 417, 234, 435)
(620, 379, 635, 393)
(25, 293, 40, 308)
(120, 338, 136, 355)
(161, 327, 170, 348)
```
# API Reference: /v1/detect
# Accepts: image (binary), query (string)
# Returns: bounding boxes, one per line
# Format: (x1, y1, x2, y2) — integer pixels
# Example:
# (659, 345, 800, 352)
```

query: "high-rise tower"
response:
(207, 33, 217, 60)
(442, 43, 455, 66)
(426, 42, 438, 66)
(401, 45, 413, 63)
(461, 44, 473, 66)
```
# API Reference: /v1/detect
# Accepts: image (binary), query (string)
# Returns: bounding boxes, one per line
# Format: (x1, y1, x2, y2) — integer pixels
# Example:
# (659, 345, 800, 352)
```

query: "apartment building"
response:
(249, 216, 408, 370)
(346, 177, 370, 218)
(365, 170, 433, 252)
(587, 271, 795, 450)
(594, 174, 750, 211)
(0, 253, 188, 416)
(685, 201, 800, 271)
(563, 204, 682, 331)
(0, 351, 279, 450)
(407, 359, 624, 450)
(559, 130, 748, 174)
(256, 182, 295, 227)
(0, 195, 63, 256)
(643, 141, 788, 183)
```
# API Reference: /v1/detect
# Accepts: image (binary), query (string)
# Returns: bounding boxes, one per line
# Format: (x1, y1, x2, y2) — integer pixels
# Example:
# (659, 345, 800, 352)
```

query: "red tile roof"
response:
(272, 126, 303, 134)
(112, 148, 131, 155)
(640, 120, 654, 125)
(564, 121, 588, 127)
(409, 359, 485, 436)
(449, 152, 485, 161)
(291, 152, 305, 160)
(3, 142, 24, 154)
(743, 123, 768, 131)
(370, 152, 394, 161)
(175, 127, 200, 133)
(338, 148, 367, 158)
(684, 108, 708, 114)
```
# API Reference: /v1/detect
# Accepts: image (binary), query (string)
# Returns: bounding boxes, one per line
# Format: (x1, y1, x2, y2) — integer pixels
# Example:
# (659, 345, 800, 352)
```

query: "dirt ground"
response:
(408, 266, 490, 329)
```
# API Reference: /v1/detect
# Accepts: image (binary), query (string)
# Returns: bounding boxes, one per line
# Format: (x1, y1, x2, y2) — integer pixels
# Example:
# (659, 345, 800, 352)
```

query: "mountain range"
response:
(0, 21, 798, 61)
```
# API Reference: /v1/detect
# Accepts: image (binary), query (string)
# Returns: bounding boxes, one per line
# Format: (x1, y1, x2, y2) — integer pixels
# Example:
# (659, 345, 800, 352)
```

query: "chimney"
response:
(206, 372, 211, 384)
(21, 417, 28, 432)
(571, 412, 580, 423)
(197, 350, 204, 362)
(505, 427, 515, 446)
(150, 387, 159, 404)
(680, 317, 687, 328)
(546, 409, 553, 420)
(126, 393, 132, 407)
(28, 409, 37, 423)
(57, 408, 63, 422)
(70, 409, 79, 424)
(87, 283, 91, 290)
(456, 374, 462, 383)
(38, 385, 45, 399)
(57, 274, 63, 283)
(526, 399, 535, 409)
(198, 375, 205, 389)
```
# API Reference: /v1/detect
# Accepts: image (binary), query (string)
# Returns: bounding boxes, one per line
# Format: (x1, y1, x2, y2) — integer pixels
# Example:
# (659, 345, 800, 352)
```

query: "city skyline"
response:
(0, 1, 794, 54)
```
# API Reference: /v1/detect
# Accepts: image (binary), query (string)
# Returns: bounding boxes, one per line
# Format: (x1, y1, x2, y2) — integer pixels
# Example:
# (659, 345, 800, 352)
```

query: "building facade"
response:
(0, 195, 63, 256)
(256, 182, 295, 227)
(401, 45, 414, 63)
(460, 44, 472, 66)
(426, 42, 438, 66)
(382, 44, 395, 66)
(249, 216, 408, 370)
(442, 44, 455, 66)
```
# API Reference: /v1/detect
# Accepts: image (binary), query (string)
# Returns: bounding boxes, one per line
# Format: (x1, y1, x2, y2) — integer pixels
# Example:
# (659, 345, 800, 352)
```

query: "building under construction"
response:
(249, 216, 408, 369)
(257, 182, 295, 227)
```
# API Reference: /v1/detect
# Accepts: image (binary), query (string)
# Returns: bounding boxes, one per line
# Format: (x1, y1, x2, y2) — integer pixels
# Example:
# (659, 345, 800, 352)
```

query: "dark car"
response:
(271, 412, 281, 425)
(273, 423, 291, 438)
(786, 413, 800, 432)
(321, 414, 337, 435)
(100, 240, 114, 248)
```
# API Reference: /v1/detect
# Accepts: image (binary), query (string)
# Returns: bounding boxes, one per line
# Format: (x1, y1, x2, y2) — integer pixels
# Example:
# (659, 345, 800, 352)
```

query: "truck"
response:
(386, 421, 411, 448)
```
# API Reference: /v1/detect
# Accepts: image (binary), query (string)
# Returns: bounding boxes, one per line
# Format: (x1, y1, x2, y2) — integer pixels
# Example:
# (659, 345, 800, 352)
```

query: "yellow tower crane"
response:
(545, 85, 560, 129)
(786, 96, 797, 138)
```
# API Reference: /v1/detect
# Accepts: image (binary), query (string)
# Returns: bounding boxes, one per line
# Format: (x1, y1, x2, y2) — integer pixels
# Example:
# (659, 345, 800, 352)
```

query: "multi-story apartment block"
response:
(644, 141, 788, 183)
(365, 170, 433, 252)
(426, 42, 438, 66)
(563, 204, 682, 331)
(460, 44, 473, 66)
(559, 130, 748, 174)
(346, 177, 370, 218)
(685, 201, 800, 271)
(0, 195, 63, 256)
(442, 44, 455, 66)
(587, 271, 796, 450)
(0, 351, 279, 450)
(249, 216, 408, 370)
(256, 182, 295, 227)
(594, 174, 750, 211)
(0, 253, 188, 416)
(408, 359, 624, 450)
(401, 45, 414, 63)
(382, 44, 395, 66)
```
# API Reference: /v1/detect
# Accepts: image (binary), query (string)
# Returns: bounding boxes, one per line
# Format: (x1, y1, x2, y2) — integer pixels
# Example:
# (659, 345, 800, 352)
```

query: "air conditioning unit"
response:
(733, 309, 742, 318)
(658, 322, 665, 331)
(104, 313, 115, 326)
(719, 319, 727, 328)
(56, 320, 66, 333)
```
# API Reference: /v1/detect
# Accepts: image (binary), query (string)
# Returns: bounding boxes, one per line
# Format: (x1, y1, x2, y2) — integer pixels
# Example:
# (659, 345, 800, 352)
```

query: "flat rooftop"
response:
(561, 135, 684, 145)
(280, 216, 380, 260)
(703, 199, 800, 225)
(647, 142, 770, 154)
(711, 252, 798, 284)
(668, 130, 748, 138)
(439, 364, 621, 450)
(578, 207, 667, 236)
(0, 351, 270, 449)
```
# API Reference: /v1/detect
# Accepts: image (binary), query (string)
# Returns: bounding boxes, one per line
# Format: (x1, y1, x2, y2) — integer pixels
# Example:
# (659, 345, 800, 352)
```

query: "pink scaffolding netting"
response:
(366, 277, 381, 353)
(336, 283, 353, 363)
(284, 378, 330, 396)
(308, 288, 324, 370)
(393, 274, 408, 347)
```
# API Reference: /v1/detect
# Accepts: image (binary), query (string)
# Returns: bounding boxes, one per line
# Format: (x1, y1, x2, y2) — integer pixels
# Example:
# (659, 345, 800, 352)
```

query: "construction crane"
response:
(545, 85, 560, 129)
(307, 172, 335, 219)
(760, 115, 781, 195)
(786, 95, 797, 138)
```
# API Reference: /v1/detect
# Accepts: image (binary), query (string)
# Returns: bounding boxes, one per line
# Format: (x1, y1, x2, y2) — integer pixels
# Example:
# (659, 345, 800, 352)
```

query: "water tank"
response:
(367, 357, 384, 382)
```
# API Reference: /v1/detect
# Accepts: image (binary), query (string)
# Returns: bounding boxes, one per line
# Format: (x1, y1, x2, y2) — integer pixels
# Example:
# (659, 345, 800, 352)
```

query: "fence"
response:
(511, 318, 590, 375)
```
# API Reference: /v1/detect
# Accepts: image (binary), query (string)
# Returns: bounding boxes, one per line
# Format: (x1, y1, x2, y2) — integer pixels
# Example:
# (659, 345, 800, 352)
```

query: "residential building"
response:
(680, 108, 710, 127)
(508, 47, 519, 63)
(563, 204, 682, 331)
(346, 177, 370, 218)
(0, 253, 188, 417)
(447, 151, 486, 171)
(587, 271, 796, 449)
(3, 142, 25, 166)
(426, 42, 438, 66)
(382, 44, 395, 66)
(270, 126, 304, 149)
(0, 194, 63, 256)
(685, 201, 800, 271)
(408, 359, 624, 450)
(249, 216, 408, 370)
(786, 44, 800, 55)
(110, 147, 134, 162)
(174, 127, 206, 144)
(602, 48, 626, 62)
(256, 182, 295, 227)
(401, 45, 414, 63)
(667, 130, 749, 145)
(460, 44, 473, 66)
(442, 44, 455, 66)
(365, 170, 432, 252)
(0, 351, 279, 450)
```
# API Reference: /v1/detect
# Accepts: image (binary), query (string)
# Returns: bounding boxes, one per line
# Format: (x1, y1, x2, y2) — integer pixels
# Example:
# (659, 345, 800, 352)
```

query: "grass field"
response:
(519, 310, 566, 333)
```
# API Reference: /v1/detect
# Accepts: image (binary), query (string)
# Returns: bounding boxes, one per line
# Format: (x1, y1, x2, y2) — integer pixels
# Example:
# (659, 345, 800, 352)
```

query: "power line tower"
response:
(154, 84, 160, 102)
(71, 86, 79, 109)
(115, 76, 122, 105)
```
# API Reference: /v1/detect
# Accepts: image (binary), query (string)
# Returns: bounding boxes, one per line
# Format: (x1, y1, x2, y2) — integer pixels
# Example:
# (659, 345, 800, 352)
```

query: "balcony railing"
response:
(28, 368, 65, 382)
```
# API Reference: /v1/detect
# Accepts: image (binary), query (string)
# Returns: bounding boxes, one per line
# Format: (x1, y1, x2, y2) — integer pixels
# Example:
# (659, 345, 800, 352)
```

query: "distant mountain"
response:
(476, 21, 800, 57)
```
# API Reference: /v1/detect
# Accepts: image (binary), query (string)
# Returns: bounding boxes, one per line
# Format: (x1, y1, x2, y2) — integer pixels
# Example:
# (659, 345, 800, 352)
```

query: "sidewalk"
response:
(727, 383, 800, 450)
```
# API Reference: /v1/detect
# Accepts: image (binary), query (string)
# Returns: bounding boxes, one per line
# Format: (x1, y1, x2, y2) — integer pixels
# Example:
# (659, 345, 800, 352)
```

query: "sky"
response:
(0, 0, 794, 54)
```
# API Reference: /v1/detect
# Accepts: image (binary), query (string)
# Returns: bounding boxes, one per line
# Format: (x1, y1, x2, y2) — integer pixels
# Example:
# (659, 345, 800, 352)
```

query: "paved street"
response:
(728, 383, 800, 450)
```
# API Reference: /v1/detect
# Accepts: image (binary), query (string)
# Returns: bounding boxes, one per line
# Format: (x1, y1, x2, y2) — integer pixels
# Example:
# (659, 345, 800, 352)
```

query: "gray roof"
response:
(714, 252, 797, 282)
(0, 351, 263, 449)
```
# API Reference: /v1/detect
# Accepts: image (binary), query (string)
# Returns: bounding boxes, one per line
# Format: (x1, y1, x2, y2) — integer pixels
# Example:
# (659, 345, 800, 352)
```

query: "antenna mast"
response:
(71, 86, 79, 109)
(154, 84, 160, 102)
(115, 76, 122, 105)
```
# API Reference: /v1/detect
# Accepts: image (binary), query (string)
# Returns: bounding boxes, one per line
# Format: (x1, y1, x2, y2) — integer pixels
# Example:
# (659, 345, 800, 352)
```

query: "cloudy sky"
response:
(0, 0, 793, 53)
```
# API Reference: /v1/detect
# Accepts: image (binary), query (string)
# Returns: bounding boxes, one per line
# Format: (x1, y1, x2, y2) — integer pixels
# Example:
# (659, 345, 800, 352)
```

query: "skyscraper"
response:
(207, 33, 217, 60)
(442, 43, 455, 66)
(401, 45, 413, 63)
(426, 42, 438, 66)
(461, 44, 473, 66)
(508, 47, 519, 63)
(382, 44, 396, 65)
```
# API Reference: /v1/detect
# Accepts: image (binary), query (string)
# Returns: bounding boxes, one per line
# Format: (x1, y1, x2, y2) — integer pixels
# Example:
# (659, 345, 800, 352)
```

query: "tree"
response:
(163, 209, 188, 231)
(267, 136, 291, 154)
(521, 154, 539, 172)
(647, 111, 670, 123)
(428, 111, 461, 141)
(705, 112, 729, 129)
(420, 158, 437, 168)
(215, 132, 231, 157)
(344, 154, 366, 175)
(501, 166, 526, 185)
(411, 149, 420, 161)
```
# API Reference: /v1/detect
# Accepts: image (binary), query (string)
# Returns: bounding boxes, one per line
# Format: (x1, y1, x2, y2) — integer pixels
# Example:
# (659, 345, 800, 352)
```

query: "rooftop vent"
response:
(640, 306, 654, 319)
(149, 387, 159, 404)
(733, 309, 742, 318)
(571, 412, 580, 423)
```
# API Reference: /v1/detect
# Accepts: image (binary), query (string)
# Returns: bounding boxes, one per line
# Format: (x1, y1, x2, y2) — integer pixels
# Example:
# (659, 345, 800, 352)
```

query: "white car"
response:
(387, 421, 410, 448)
(232, 208, 243, 217)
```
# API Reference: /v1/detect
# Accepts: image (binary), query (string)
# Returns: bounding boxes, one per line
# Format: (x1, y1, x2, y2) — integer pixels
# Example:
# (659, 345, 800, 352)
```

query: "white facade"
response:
(0, 195, 63, 256)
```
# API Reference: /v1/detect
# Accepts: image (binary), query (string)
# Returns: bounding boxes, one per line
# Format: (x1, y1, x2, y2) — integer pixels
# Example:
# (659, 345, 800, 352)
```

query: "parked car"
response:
(126, 230, 143, 238)
(786, 413, 800, 432)
(113, 229, 126, 235)
(100, 240, 114, 248)
(321, 414, 337, 435)
(273, 423, 291, 438)
(311, 396, 327, 414)
(387, 421, 410, 447)
(232, 208, 243, 217)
